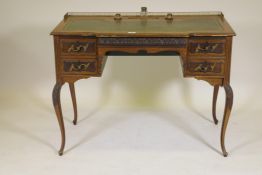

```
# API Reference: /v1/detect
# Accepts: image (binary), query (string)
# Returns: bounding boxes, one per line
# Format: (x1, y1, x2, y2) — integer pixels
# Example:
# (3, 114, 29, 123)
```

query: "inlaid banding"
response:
(98, 37, 187, 47)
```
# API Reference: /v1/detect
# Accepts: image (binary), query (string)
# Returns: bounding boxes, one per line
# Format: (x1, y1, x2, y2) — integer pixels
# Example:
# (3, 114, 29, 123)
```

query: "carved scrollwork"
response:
(194, 77, 223, 86)
(98, 37, 187, 47)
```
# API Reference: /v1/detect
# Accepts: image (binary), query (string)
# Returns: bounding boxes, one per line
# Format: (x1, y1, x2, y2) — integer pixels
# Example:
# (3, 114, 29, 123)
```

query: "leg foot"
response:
(73, 120, 77, 125)
(58, 150, 63, 156)
(220, 84, 233, 157)
(212, 85, 219, 125)
(69, 83, 78, 125)
(52, 82, 65, 156)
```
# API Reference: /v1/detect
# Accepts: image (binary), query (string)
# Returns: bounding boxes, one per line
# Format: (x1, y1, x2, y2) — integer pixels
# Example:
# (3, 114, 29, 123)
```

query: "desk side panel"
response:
(224, 36, 233, 85)
(53, 36, 61, 81)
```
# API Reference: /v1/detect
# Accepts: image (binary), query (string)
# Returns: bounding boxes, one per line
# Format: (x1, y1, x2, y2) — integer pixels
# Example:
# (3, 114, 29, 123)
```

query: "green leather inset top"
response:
(51, 12, 235, 36)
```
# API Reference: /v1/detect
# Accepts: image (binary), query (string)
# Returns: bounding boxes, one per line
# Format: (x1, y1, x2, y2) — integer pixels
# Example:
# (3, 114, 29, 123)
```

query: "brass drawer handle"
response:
(194, 63, 216, 73)
(69, 63, 91, 72)
(68, 43, 89, 53)
(195, 43, 218, 53)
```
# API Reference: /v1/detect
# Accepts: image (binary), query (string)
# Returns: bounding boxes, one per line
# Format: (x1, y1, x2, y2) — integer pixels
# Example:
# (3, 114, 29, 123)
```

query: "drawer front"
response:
(186, 60, 224, 76)
(189, 38, 226, 56)
(62, 59, 97, 75)
(60, 38, 96, 56)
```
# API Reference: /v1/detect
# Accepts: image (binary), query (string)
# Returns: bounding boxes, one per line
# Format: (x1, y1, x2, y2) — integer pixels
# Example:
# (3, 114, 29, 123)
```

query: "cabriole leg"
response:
(220, 84, 233, 157)
(52, 82, 65, 156)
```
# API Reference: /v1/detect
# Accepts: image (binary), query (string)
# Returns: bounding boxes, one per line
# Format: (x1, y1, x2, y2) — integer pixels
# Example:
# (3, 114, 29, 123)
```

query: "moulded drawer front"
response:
(186, 61, 224, 76)
(189, 39, 226, 56)
(62, 59, 97, 75)
(60, 38, 96, 56)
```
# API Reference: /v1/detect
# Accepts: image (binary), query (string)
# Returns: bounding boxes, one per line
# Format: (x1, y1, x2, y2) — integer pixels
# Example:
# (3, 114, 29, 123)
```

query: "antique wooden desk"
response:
(51, 8, 236, 156)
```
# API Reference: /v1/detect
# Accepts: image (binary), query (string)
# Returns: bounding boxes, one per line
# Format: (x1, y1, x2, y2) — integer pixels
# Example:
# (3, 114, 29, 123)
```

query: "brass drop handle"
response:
(195, 43, 218, 53)
(69, 63, 91, 72)
(194, 64, 208, 72)
(194, 63, 216, 73)
(68, 42, 89, 53)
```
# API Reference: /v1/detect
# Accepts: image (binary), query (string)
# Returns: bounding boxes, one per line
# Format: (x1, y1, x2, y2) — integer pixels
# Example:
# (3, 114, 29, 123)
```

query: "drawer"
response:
(189, 38, 226, 57)
(60, 38, 96, 56)
(62, 59, 98, 75)
(186, 60, 224, 76)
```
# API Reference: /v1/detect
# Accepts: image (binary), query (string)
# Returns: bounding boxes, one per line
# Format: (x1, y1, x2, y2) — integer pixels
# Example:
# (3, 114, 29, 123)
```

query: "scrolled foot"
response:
(73, 120, 77, 125)
(58, 150, 63, 156)
(223, 151, 228, 157)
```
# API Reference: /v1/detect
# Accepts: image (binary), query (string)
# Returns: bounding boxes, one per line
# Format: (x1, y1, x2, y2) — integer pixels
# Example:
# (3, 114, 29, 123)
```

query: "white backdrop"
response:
(0, 1, 262, 175)
(0, 0, 261, 109)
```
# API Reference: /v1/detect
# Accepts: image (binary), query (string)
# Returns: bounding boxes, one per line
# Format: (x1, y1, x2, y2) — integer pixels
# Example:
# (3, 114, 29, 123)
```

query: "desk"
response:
(51, 8, 236, 156)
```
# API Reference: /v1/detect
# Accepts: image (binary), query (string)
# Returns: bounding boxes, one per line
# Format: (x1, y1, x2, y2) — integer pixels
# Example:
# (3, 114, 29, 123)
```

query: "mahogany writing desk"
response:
(51, 8, 236, 156)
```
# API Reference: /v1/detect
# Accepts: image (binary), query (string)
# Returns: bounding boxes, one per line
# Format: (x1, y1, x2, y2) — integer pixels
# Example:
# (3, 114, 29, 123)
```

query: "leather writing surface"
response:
(63, 17, 223, 34)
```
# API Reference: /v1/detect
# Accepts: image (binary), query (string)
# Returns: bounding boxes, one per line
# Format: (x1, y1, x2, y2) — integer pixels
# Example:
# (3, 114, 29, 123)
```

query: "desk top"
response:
(51, 11, 235, 37)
